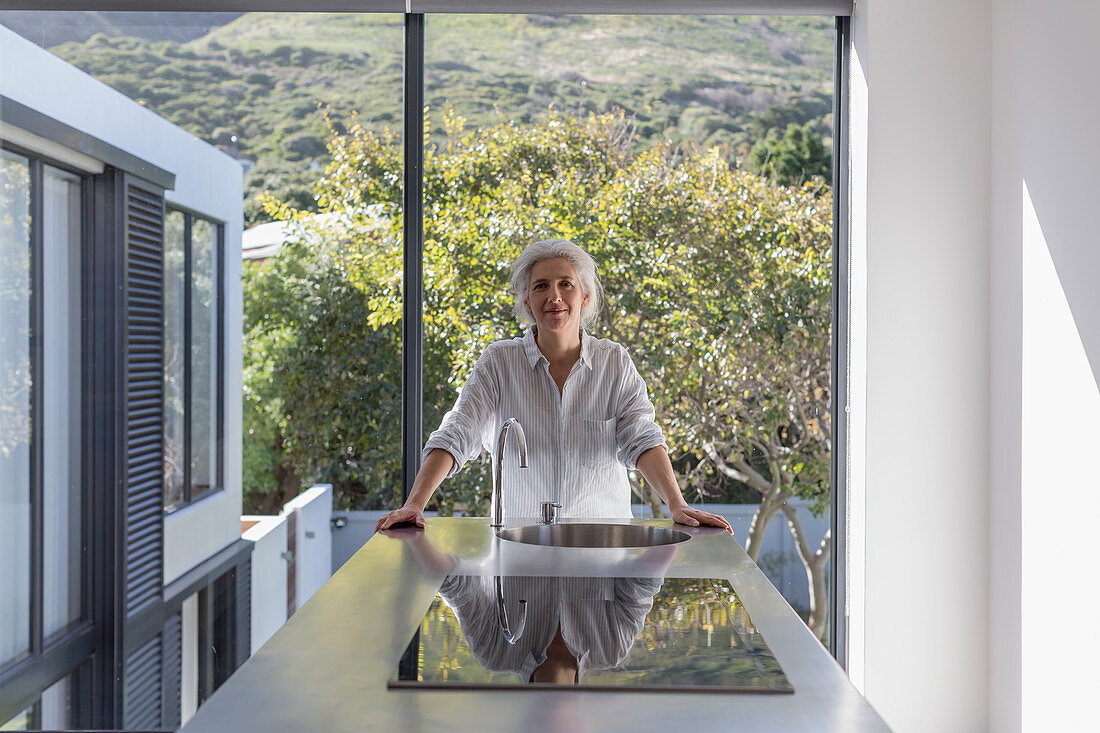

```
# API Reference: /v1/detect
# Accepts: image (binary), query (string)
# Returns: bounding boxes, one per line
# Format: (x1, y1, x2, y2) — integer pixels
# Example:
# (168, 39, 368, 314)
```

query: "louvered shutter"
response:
(123, 635, 162, 730)
(123, 179, 165, 618)
(234, 561, 252, 668)
(118, 176, 168, 728)
(160, 612, 183, 731)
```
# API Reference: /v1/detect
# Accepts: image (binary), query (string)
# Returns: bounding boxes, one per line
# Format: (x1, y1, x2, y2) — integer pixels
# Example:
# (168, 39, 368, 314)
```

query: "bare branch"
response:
(702, 442, 772, 494)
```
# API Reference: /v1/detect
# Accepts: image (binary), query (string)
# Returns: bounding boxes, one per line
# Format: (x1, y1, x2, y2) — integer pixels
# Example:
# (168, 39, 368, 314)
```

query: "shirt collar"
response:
(522, 327, 545, 369)
(579, 329, 594, 370)
(522, 327, 595, 371)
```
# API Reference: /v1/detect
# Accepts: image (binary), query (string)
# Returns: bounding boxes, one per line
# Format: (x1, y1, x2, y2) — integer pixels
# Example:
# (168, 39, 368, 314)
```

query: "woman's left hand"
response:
(671, 506, 733, 534)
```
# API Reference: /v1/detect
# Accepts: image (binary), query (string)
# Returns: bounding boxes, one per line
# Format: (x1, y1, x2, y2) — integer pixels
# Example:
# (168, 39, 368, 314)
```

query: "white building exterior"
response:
(2, 23, 247, 729)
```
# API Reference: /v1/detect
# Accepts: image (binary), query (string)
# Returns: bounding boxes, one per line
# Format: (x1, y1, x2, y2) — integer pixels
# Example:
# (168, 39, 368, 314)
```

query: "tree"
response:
(245, 110, 833, 637)
(746, 122, 831, 186)
(241, 212, 404, 514)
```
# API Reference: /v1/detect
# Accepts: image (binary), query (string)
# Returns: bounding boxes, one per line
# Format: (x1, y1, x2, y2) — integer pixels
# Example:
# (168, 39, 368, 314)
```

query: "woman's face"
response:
(524, 257, 589, 335)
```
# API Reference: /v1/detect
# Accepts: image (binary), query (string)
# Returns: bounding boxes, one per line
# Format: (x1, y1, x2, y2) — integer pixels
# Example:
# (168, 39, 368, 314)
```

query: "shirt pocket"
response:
(581, 417, 617, 469)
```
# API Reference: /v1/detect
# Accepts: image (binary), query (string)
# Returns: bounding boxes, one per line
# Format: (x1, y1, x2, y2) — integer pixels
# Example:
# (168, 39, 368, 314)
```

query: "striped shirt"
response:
(424, 327, 667, 520)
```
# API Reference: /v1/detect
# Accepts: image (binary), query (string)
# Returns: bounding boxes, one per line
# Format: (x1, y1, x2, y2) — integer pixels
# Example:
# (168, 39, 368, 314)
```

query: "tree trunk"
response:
(806, 550, 829, 641)
(628, 470, 666, 518)
(781, 502, 831, 641)
(744, 492, 785, 561)
(260, 458, 301, 515)
(702, 443, 831, 640)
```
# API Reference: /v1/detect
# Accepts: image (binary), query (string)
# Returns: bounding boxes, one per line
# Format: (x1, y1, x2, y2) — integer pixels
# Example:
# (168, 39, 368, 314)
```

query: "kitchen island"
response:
(182, 518, 888, 732)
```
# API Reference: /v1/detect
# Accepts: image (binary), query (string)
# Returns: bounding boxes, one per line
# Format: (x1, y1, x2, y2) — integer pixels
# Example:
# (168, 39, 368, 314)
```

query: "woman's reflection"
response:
(387, 525, 677, 685)
(439, 574, 664, 684)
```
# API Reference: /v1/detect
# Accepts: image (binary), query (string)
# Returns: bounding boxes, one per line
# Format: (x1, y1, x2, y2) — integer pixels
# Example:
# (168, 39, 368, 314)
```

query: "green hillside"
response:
(0, 10, 243, 47)
(40, 12, 834, 224)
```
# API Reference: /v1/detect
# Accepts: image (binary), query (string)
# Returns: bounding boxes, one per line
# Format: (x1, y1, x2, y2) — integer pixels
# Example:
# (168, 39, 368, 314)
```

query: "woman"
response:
(375, 239, 731, 532)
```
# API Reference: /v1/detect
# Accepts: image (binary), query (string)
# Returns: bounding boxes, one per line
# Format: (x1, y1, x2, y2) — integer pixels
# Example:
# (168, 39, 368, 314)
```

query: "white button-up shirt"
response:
(424, 328, 667, 519)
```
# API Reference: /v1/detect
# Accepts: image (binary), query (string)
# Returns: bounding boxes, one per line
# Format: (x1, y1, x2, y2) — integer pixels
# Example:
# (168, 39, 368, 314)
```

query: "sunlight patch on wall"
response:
(1020, 180, 1100, 731)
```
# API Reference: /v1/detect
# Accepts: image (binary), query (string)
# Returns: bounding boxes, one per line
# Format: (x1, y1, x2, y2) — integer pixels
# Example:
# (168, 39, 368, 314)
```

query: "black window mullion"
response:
(182, 214, 193, 503)
(29, 158, 45, 660)
(401, 12, 425, 505)
(829, 13, 851, 666)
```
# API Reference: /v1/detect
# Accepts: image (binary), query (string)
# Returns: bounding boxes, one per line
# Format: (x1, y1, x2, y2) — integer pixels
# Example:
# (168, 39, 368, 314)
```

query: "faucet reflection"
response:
(495, 575, 527, 645)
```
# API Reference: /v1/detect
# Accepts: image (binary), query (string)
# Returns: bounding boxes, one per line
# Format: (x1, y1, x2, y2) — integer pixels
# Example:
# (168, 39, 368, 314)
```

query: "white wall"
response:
(850, 1, 991, 730)
(180, 593, 199, 727)
(282, 484, 333, 612)
(242, 515, 288, 654)
(0, 26, 244, 585)
(990, 2, 1100, 730)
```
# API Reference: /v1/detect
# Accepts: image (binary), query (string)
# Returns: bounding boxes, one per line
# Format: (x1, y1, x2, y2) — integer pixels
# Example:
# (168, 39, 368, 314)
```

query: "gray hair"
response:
(511, 239, 603, 329)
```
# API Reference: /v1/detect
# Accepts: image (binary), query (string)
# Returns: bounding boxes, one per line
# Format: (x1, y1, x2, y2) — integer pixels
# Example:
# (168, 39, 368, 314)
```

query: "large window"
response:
(164, 209, 224, 511)
(1, 9, 849, 728)
(417, 12, 836, 641)
(0, 145, 85, 686)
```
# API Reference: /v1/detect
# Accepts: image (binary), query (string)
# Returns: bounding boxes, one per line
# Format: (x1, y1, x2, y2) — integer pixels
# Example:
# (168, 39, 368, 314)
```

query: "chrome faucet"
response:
(491, 418, 528, 529)
(539, 501, 561, 525)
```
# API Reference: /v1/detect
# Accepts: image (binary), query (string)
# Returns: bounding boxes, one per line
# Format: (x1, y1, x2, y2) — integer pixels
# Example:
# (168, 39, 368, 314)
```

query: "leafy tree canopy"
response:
(746, 122, 831, 186)
(244, 110, 831, 518)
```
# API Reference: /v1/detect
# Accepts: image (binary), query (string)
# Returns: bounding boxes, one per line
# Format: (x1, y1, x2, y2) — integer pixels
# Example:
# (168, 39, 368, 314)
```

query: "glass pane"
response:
(0, 662, 81, 731)
(0, 149, 31, 667)
(164, 209, 186, 509)
(0, 706, 31, 730)
(423, 14, 835, 640)
(221, 15, 405, 513)
(41, 165, 82, 638)
(36, 669, 72, 730)
(190, 217, 217, 496)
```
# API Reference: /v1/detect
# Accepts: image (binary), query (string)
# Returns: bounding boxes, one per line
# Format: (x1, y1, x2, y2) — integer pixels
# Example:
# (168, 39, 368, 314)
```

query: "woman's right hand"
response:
(374, 506, 426, 532)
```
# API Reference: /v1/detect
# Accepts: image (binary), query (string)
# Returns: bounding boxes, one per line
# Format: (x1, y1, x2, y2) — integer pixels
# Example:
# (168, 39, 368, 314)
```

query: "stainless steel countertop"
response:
(182, 517, 889, 732)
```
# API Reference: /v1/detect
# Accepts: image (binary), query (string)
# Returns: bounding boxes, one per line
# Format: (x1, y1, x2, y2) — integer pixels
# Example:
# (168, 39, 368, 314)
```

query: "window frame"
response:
(0, 7, 851, 727)
(0, 138, 96, 724)
(163, 204, 226, 513)
(399, 11, 850, 661)
(829, 13, 851, 667)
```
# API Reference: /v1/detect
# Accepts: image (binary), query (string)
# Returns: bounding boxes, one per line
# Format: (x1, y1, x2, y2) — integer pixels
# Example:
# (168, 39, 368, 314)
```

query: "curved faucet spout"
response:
(491, 418, 528, 529)
(495, 575, 527, 645)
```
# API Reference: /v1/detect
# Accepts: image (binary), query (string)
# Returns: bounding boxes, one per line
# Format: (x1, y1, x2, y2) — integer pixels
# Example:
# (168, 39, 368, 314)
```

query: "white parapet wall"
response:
(241, 514, 288, 654)
(242, 484, 334, 656)
(280, 484, 333, 614)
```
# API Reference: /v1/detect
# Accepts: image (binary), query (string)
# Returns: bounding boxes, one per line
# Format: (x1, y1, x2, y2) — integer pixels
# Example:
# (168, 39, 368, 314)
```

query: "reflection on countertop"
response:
(391, 575, 792, 693)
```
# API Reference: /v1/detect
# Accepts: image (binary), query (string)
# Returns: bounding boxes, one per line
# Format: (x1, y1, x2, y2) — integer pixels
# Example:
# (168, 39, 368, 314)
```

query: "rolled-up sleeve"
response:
(423, 348, 499, 477)
(613, 347, 668, 470)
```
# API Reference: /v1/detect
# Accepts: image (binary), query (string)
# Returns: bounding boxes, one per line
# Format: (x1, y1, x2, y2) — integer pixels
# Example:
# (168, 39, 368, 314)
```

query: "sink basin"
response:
(496, 523, 690, 548)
